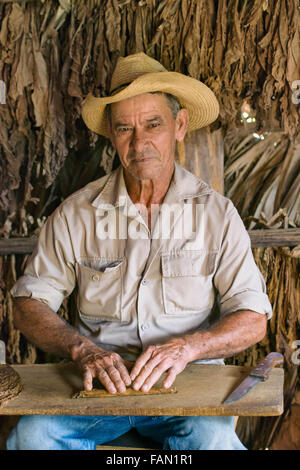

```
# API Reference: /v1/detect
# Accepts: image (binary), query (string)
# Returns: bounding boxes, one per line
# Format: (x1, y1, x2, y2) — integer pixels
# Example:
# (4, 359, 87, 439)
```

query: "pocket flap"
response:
(161, 251, 217, 277)
(76, 259, 124, 281)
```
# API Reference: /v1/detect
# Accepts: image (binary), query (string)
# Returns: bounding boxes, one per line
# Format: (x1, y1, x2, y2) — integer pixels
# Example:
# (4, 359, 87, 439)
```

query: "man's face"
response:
(107, 93, 188, 181)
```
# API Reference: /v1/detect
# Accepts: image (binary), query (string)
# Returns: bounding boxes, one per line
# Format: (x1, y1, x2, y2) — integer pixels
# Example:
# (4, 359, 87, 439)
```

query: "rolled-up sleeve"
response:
(213, 205, 273, 319)
(10, 209, 76, 312)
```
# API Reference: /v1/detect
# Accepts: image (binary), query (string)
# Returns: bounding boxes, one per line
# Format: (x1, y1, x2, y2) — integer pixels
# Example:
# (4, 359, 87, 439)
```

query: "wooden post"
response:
(177, 127, 224, 194)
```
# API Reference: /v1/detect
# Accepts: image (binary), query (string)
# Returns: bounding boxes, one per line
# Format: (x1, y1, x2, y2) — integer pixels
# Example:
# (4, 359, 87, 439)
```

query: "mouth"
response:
(130, 156, 156, 163)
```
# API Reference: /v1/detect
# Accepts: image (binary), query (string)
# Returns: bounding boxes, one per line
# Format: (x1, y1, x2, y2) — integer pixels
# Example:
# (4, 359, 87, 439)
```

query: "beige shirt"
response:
(11, 163, 272, 364)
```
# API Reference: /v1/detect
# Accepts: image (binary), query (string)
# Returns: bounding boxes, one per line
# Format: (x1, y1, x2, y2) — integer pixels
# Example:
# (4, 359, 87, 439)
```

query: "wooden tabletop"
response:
(0, 362, 284, 417)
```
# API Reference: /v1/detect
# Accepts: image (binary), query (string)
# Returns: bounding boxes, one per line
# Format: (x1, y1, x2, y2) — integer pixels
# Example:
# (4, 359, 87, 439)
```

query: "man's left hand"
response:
(130, 338, 193, 392)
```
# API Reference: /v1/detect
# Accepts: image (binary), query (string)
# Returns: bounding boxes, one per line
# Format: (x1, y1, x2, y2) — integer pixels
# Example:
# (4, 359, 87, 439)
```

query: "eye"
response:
(117, 127, 132, 135)
(149, 122, 160, 129)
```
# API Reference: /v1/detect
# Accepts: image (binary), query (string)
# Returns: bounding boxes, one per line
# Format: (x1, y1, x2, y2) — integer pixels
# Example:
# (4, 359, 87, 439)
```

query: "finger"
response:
(105, 365, 128, 393)
(96, 367, 117, 394)
(162, 368, 178, 389)
(130, 348, 155, 381)
(83, 367, 94, 391)
(139, 359, 172, 392)
(132, 356, 168, 391)
(101, 355, 130, 391)
(132, 364, 151, 391)
(115, 361, 132, 387)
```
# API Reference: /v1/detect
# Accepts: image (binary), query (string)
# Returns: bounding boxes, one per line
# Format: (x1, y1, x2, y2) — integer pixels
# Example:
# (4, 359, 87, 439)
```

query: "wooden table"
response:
(0, 362, 284, 417)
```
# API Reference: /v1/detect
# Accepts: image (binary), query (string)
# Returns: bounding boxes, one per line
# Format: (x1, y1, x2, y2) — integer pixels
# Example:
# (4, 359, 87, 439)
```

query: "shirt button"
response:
(141, 323, 150, 331)
(92, 274, 100, 281)
(141, 279, 148, 285)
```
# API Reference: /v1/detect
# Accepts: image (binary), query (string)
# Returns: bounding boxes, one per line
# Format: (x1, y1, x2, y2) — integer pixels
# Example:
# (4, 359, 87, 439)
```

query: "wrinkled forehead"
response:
(108, 92, 179, 124)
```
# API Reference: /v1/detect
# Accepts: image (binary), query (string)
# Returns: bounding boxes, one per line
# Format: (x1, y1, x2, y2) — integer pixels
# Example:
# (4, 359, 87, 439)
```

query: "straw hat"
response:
(81, 53, 219, 137)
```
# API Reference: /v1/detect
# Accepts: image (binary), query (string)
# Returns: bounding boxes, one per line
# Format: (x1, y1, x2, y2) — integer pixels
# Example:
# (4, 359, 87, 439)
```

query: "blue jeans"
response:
(6, 415, 246, 450)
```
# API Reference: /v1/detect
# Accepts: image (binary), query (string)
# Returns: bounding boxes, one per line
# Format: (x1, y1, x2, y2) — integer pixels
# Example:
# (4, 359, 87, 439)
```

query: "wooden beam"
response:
(0, 229, 299, 255)
(0, 237, 37, 255)
(248, 228, 300, 248)
(0, 1, 36, 3)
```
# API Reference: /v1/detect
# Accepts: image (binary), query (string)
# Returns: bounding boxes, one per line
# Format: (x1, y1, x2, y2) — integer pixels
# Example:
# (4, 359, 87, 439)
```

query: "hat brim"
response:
(81, 72, 219, 137)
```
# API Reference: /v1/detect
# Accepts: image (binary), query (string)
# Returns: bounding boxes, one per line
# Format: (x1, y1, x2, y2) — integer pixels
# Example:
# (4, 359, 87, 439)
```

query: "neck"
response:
(123, 165, 174, 208)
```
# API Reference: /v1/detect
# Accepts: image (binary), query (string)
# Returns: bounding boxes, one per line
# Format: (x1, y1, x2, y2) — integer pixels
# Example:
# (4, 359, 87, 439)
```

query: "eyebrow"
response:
(114, 121, 131, 129)
(113, 115, 163, 129)
(146, 116, 163, 123)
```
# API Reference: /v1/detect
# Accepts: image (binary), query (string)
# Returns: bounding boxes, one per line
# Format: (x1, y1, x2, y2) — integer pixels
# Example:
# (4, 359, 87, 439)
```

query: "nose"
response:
(130, 128, 147, 153)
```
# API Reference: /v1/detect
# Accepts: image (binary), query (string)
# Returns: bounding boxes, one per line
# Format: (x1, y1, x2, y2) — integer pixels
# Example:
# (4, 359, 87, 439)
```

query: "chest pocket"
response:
(75, 259, 125, 321)
(161, 250, 217, 315)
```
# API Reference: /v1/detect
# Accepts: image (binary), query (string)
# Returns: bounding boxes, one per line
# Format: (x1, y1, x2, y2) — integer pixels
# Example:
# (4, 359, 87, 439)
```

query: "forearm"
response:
(182, 310, 267, 362)
(13, 297, 94, 360)
(125, 310, 266, 392)
(13, 297, 132, 392)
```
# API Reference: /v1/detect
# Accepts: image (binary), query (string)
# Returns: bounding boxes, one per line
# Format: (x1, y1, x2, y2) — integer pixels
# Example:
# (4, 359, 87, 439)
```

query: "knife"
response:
(0, 339, 6, 364)
(223, 352, 284, 405)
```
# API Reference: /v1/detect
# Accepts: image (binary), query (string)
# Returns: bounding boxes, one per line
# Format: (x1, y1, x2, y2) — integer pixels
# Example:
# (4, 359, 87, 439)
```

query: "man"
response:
(7, 53, 272, 450)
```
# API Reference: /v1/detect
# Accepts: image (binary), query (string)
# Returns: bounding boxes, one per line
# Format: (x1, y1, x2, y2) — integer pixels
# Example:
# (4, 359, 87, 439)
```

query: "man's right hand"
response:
(13, 298, 132, 394)
(71, 342, 133, 393)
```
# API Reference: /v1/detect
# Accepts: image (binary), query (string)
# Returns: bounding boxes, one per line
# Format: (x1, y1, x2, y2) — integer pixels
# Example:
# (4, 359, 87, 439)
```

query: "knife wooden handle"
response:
(249, 352, 284, 381)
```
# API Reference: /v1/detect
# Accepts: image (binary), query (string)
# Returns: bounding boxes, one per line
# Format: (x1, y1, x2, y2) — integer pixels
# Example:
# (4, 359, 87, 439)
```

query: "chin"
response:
(137, 169, 163, 181)
(128, 164, 162, 181)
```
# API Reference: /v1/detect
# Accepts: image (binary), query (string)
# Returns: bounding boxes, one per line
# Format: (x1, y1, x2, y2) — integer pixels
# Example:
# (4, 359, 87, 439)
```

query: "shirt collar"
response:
(91, 162, 213, 210)
(91, 166, 128, 210)
(170, 162, 213, 202)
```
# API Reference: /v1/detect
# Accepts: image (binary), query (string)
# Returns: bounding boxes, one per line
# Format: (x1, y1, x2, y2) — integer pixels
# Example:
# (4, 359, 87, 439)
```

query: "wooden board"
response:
(0, 363, 284, 417)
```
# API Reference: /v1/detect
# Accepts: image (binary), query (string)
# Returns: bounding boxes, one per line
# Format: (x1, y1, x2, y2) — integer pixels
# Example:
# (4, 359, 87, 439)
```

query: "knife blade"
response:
(0, 340, 6, 364)
(223, 352, 283, 405)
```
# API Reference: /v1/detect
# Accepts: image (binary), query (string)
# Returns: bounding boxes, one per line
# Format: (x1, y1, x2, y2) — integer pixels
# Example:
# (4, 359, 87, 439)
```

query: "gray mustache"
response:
(129, 150, 159, 160)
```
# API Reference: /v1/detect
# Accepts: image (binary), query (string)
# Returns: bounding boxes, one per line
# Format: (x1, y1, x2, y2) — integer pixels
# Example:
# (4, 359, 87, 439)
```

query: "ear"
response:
(175, 108, 189, 142)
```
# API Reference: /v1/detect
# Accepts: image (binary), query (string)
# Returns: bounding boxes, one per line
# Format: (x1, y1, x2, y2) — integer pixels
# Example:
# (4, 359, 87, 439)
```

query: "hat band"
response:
(110, 82, 131, 96)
